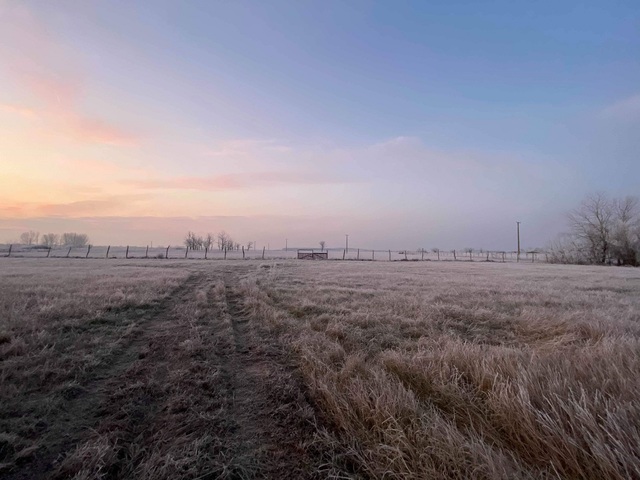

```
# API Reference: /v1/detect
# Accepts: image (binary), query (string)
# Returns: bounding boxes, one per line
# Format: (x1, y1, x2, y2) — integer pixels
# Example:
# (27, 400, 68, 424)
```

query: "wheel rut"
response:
(7, 267, 327, 480)
(218, 269, 324, 479)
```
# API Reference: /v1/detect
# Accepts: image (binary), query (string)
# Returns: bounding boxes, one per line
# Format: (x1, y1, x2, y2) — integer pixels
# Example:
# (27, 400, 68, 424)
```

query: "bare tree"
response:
(567, 192, 614, 264)
(41, 233, 60, 247)
(217, 231, 229, 250)
(550, 193, 640, 266)
(319, 240, 326, 251)
(61, 233, 89, 247)
(204, 233, 215, 251)
(611, 196, 640, 266)
(19, 231, 39, 245)
(247, 241, 254, 250)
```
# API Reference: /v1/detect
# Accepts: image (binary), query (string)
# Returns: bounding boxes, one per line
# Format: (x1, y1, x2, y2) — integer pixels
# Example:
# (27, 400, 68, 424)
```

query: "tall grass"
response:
(241, 261, 640, 479)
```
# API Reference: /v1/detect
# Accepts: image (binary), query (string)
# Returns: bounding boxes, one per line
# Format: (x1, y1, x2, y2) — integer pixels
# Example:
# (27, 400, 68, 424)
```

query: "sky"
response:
(1, 0, 638, 250)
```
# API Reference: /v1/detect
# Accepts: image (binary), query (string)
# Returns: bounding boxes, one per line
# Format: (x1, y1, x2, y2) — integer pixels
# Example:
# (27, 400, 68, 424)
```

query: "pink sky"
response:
(1, 2, 637, 250)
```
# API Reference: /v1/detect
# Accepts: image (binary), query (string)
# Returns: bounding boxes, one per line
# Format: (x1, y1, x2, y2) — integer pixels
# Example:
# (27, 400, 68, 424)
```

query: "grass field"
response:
(1, 258, 639, 479)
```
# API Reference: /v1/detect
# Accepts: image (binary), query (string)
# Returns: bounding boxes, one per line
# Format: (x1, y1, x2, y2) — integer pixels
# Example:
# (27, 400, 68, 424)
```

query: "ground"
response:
(1, 258, 639, 479)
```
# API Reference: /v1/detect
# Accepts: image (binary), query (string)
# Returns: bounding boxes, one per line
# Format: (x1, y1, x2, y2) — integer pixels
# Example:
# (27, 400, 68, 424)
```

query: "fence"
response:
(0, 244, 549, 263)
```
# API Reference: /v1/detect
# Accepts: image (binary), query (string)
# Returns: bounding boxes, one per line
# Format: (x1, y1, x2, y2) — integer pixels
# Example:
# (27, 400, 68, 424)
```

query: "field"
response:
(1, 258, 639, 479)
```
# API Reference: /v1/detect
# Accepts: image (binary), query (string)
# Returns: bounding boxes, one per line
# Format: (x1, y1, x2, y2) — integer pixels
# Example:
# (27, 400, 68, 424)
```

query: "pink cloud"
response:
(0, 103, 38, 119)
(0, 5, 140, 146)
(0, 195, 151, 218)
(125, 171, 354, 191)
(67, 117, 140, 146)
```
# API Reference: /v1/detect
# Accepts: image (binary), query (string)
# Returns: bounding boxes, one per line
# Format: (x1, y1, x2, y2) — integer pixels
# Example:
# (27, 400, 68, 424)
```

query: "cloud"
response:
(67, 118, 139, 146)
(126, 171, 354, 191)
(601, 94, 640, 121)
(0, 195, 151, 218)
(0, 4, 140, 146)
(0, 103, 38, 119)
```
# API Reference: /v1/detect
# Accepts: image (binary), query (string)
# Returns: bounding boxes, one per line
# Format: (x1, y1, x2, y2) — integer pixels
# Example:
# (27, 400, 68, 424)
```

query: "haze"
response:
(1, 1, 638, 250)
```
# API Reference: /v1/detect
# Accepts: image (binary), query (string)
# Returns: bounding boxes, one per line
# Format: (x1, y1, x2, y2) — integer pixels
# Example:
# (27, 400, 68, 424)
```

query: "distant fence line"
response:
(0, 244, 549, 263)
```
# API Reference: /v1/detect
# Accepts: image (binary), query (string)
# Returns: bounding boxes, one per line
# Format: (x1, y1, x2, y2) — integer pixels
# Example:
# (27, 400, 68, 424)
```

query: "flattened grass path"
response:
(4, 267, 327, 479)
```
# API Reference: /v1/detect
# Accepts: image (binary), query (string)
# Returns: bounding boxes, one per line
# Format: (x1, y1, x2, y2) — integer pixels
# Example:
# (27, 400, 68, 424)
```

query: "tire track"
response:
(218, 269, 325, 479)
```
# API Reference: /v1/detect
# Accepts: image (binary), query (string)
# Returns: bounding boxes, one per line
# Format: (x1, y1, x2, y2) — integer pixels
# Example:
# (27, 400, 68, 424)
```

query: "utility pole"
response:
(516, 221, 521, 262)
(285, 238, 288, 251)
(345, 234, 349, 253)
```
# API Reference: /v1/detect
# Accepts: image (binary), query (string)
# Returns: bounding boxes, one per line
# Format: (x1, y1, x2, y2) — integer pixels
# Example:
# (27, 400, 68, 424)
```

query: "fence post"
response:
(145, 245, 149, 258)
(86, 245, 91, 259)
(469, 250, 472, 261)
(224, 247, 227, 260)
(185, 247, 189, 259)
(262, 246, 265, 260)
(47, 246, 51, 258)
(502, 252, 505, 262)
(486, 252, 489, 261)
(7, 244, 11, 257)
(421, 249, 424, 261)
(242, 246, 245, 259)
(372, 250, 375, 260)
(343, 249, 346, 260)
(453, 250, 456, 261)
(106, 246, 110, 258)
(67, 247, 72, 258)
(357, 249, 359, 260)
(166, 245, 170, 259)
(125, 246, 129, 259)
(388, 249, 391, 261)
(405, 251, 408, 261)
(532, 252, 535, 263)
(437, 250, 440, 261)
(205, 247, 208, 260)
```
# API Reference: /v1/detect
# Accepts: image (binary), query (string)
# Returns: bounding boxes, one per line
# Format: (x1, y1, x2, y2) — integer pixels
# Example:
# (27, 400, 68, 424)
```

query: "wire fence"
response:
(0, 244, 549, 263)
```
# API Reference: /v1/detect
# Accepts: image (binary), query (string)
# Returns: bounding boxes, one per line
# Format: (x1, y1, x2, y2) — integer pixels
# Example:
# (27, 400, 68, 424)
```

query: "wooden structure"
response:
(297, 250, 328, 260)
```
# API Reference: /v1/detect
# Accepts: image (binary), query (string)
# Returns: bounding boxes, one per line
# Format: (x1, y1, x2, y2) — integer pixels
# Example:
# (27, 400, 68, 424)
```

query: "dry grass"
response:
(2, 258, 639, 479)
(0, 259, 191, 475)
(0, 259, 330, 479)
(240, 261, 640, 479)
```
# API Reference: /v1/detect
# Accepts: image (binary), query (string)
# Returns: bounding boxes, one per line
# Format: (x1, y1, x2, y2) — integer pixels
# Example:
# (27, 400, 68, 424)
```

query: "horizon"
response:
(1, 1, 638, 250)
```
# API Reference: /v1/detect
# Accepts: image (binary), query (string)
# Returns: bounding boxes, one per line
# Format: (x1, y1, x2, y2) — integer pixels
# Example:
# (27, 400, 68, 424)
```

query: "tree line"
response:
(17, 231, 90, 247)
(550, 193, 639, 266)
(183, 231, 252, 251)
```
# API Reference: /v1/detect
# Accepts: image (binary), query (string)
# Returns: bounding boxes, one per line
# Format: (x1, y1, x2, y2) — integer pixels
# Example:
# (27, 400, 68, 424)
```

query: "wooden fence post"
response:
(86, 245, 91, 259)
(453, 250, 456, 261)
(437, 250, 440, 261)
(224, 247, 227, 260)
(343, 249, 346, 260)
(184, 247, 189, 259)
(242, 246, 245, 259)
(421, 249, 424, 261)
(357, 249, 359, 260)
(126, 246, 129, 259)
(205, 247, 208, 260)
(262, 246, 265, 260)
(469, 250, 472, 261)
(67, 247, 72, 258)
(486, 252, 489, 261)
(106, 246, 110, 258)
(7, 244, 11, 257)
(405, 251, 408, 261)
(166, 245, 170, 259)
(502, 252, 505, 262)
(388, 249, 391, 261)
(532, 252, 535, 263)
(145, 245, 149, 258)
(372, 250, 375, 260)
(47, 246, 51, 258)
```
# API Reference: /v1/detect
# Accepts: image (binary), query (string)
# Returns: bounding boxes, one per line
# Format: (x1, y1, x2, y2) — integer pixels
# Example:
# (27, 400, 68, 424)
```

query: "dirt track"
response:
(4, 267, 327, 479)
